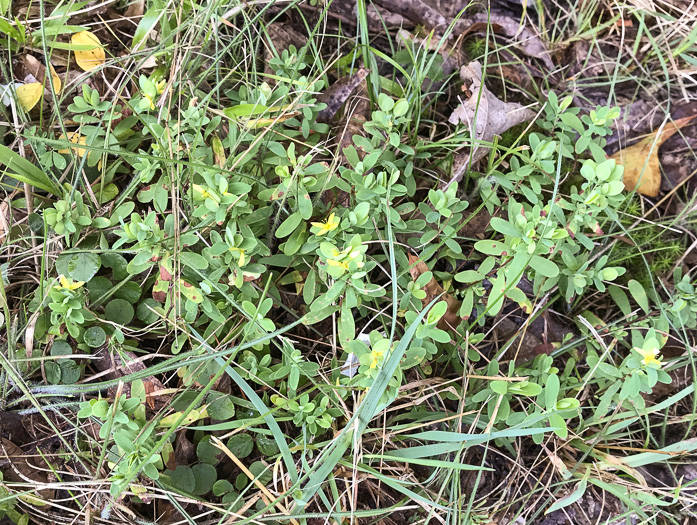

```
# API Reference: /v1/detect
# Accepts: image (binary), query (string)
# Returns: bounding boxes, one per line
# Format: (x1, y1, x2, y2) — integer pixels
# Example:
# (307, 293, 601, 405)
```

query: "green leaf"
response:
(560, 112, 584, 134)
(490, 217, 521, 238)
(530, 255, 559, 278)
(0, 144, 61, 195)
(226, 434, 254, 459)
(213, 479, 234, 497)
(132, 6, 161, 52)
(256, 436, 280, 457)
(275, 212, 302, 238)
(191, 463, 217, 495)
(486, 273, 506, 316)
(608, 285, 631, 317)
(224, 103, 271, 118)
(45, 361, 61, 384)
(628, 279, 649, 314)
(84, 326, 106, 348)
(546, 476, 587, 514)
(545, 374, 560, 411)
(59, 360, 81, 384)
(114, 282, 142, 303)
(137, 298, 161, 324)
(57, 252, 101, 282)
(474, 239, 510, 256)
(105, 298, 135, 324)
(454, 270, 482, 283)
(207, 393, 235, 420)
(248, 461, 273, 485)
(180, 252, 209, 270)
(162, 466, 195, 494)
(490, 381, 508, 395)
(297, 185, 312, 220)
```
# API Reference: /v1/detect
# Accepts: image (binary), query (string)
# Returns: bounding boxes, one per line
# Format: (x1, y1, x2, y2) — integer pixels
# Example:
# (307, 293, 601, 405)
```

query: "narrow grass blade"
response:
(296, 297, 439, 508)
(0, 144, 61, 195)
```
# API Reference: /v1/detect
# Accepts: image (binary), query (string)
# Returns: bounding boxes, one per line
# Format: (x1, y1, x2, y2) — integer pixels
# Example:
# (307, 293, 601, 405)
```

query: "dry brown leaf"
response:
(316, 67, 370, 123)
(93, 345, 166, 406)
(123, 0, 145, 18)
(610, 115, 697, 197)
(373, 0, 449, 34)
(0, 438, 54, 501)
(445, 61, 535, 189)
(0, 200, 9, 244)
(21, 55, 61, 93)
(408, 254, 461, 332)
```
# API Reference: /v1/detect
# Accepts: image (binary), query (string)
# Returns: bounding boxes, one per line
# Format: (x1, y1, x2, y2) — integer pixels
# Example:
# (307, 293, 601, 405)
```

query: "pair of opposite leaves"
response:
(16, 31, 105, 112)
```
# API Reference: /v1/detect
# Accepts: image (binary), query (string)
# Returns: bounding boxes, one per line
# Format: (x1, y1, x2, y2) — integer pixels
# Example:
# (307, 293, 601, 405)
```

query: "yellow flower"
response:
(311, 213, 340, 236)
(58, 275, 84, 290)
(635, 346, 662, 367)
(144, 92, 156, 110)
(369, 349, 384, 369)
(192, 184, 211, 200)
(229, 246, 246, 266)
(327, 259, 349, 271)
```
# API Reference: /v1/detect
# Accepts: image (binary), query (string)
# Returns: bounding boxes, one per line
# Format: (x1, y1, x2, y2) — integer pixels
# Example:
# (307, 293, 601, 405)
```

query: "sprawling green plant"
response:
(21, 37, 687, 506)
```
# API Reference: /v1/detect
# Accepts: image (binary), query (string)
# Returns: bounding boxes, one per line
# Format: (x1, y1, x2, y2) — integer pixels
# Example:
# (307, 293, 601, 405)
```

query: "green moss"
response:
(609, 215, 685, 287)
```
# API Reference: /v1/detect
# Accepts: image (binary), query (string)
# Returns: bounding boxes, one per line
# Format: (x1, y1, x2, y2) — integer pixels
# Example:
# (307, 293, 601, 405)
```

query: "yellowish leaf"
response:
(57, 132, 87, 157)
(71, 31, 105, 71)
(49, 63, 61, 93)
(611, 115, 697, 197)
(16, 82, 43, 111)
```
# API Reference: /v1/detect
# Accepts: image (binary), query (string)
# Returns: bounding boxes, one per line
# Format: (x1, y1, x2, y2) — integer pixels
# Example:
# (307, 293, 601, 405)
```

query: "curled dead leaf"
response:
(610, 115, 697, 197)
(445, 61, 535, 189)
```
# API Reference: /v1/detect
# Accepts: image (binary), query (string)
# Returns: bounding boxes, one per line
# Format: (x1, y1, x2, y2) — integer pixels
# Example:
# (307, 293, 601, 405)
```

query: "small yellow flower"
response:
(229, 246, 246, 266)
(635, 347, 662, 367)
(144, 92, 156, 110)
(156, 79, 167, 94)
(369, 349, 384, 369)
(58, 275, 84, 290)
(327, 259, 349, 271)
(192, 184, 211, 200)
(311, 213, 340, 236)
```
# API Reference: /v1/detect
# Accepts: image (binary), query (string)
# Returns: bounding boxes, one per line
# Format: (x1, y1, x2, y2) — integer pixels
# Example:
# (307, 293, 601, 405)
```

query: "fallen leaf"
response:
(49, 64, 61, 92)
(610, 115, 697, 197)
(445, 61, 535, 189)
(316, 67, 370, 123)
(57, 132, 87, 157)
(124, 0, 145, 17)
(15, 82, 43, 111)
(0, 438, 54, 501)
(71, 31, 106, 71)
(93, 345, 166, 407)
(408, 254, 461, 332)
(373, 0, 449, 34)
(0, 200, 9, 244)
(22, 55, 61, 93)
